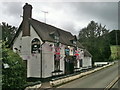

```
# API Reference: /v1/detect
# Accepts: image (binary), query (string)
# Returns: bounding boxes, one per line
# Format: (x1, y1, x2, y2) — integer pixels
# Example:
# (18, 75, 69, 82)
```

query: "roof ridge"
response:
(30, 18, 73, 34)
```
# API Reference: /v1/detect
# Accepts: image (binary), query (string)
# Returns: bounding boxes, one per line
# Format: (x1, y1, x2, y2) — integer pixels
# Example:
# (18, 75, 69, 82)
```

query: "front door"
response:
(64, 56, 74, 74)
(80, 59, 83, 67)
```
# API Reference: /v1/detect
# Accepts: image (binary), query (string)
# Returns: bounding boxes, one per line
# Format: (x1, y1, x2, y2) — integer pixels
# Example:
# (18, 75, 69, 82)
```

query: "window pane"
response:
(31, 38, 41, 53)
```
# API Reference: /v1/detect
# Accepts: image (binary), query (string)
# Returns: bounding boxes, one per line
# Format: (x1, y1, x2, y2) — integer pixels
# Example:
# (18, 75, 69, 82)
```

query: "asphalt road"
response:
(111, 77, 120, 89)
(58, 63, 119, 88)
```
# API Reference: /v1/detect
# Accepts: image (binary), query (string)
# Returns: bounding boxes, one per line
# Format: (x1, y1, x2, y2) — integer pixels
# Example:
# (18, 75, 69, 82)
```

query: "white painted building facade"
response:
(13, 25, 66, 78)
(10, 3, 92, 78)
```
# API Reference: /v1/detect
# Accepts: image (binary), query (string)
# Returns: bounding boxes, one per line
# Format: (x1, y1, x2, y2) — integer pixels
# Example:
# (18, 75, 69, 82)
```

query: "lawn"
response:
(110, 45, 120, 60)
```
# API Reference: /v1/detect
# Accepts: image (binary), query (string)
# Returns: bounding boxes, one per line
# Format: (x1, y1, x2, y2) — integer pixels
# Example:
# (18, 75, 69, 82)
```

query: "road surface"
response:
(58, 63, 119, 88)
(111, 78, 120, 89)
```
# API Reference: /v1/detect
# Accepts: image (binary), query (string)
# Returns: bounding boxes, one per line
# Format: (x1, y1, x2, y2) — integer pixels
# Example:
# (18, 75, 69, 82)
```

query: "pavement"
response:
(40, 82, 52, 88)
(25, 62, 117, 89)
(50, 62, 115, 87)
(57, 62, 118, 88)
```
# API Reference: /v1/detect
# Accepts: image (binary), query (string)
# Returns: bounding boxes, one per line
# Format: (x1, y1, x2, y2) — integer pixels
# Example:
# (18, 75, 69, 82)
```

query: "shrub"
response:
(2, 44, 26, 89)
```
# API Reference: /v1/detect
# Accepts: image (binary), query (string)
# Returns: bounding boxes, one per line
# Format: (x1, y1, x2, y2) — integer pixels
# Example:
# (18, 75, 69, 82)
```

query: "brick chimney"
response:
(22, 3, 32, 36)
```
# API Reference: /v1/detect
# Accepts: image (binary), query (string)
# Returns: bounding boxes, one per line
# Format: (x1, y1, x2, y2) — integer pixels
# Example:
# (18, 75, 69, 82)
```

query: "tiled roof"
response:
(29, 18, 74, 46)
(84, 50, 92, 57)
(9, 18, 84, 49)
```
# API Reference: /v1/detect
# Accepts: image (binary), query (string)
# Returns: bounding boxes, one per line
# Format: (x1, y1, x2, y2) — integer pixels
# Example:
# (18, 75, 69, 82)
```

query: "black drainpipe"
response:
(40, 41, 45, 78)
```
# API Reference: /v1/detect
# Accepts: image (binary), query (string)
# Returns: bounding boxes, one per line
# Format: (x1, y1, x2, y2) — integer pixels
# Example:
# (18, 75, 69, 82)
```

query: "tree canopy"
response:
(1, 22, 26, 89)
(2, 22, 17, 44)
(108, 30, 120, 45)
(78, 21, 111, 63)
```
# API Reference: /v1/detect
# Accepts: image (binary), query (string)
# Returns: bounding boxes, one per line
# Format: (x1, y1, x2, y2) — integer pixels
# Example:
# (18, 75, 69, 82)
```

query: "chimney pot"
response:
(25, 3, 28, 5)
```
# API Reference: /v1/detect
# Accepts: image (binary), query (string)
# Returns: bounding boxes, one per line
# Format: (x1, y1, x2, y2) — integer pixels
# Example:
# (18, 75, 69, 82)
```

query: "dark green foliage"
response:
(1, 22, 26, 89)
(2, 43, 26, 89)
(108, 30, 120, 45)
(78, 21, 111, 63)
(97, 36, 111, 61)
(2, 22, 17, 45)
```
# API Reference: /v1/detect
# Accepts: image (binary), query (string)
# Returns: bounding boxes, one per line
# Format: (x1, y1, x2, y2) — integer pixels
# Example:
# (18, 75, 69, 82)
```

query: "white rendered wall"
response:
(69, 47, 74, 56)
(42, 42, 66, 78)
(13, 25, 68, 78)
(83, 57, 92, 68)
(13, 26, 42, 78)
(77, 60, 80, 68)
(42, 42, 54, 78)
(60, 44, 65, 73)
(27, 26, 42, 78)
(77, 48, 84, 68)
(13, 31, 22, 54)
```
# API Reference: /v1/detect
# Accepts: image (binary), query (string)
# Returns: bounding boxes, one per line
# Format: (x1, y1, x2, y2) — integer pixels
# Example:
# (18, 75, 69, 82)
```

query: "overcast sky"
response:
(0, 0, 119, 35)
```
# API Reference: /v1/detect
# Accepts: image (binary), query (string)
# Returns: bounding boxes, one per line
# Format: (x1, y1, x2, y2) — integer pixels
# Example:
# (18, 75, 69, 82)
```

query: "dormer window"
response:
(70, 35, 77, 45)
(49, 30, 60, 44)
(31, 38, 41, 53)
(73, 40, 76, 45)
(54, 35, 59, 43)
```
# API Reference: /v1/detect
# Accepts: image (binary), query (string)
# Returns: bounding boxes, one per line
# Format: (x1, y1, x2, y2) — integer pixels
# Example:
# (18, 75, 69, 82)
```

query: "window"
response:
(53, 32, 60, 71)
(54, 47, 60, 71)
(54, 35, 59, 43)
(54, 35, 60, 71)
(31, 38, 41, 53)
(54, 55, 60, 71)
(65, 47, 70, 55)
(73, 40, 76, 45)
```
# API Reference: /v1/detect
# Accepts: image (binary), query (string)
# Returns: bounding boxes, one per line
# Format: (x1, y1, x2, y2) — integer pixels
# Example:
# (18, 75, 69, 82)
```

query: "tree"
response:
(97, 36, 111, 61)
(2, 42, 26, 89)
(108, 30, 120, 60)
(2, 22, 17, 44)
(109, 30, 120, 45)
(78, 21, 111, 63)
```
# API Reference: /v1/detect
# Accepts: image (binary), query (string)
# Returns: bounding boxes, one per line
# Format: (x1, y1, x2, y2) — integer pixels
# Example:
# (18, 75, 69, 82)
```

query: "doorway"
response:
(64, 56, 74, 74)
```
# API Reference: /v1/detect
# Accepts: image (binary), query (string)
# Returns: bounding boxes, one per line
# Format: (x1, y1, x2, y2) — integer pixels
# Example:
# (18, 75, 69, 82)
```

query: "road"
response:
(58, 63, 119, 88)
(111, 79, 119, 89)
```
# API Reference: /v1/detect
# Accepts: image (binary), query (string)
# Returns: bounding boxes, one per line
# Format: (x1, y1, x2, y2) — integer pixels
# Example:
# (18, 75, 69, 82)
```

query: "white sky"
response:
(0, 0, 119, 35)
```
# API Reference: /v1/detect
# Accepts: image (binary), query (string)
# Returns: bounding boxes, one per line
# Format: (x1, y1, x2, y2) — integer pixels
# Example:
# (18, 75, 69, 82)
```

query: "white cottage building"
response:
(82, 50, 92, 69)
(10, 3, 92, 79)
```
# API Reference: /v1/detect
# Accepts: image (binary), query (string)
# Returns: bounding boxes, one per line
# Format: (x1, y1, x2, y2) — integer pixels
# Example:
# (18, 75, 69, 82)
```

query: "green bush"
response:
(2, 44, 26, 89)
